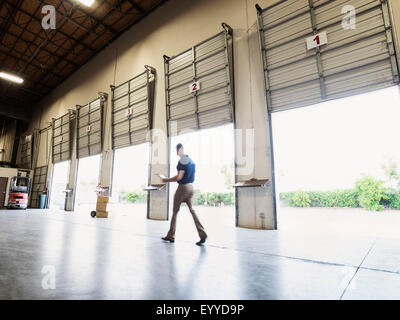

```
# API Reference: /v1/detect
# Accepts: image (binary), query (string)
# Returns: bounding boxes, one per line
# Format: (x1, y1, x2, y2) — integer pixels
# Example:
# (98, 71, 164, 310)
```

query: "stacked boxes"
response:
(96, 196, 109, 218)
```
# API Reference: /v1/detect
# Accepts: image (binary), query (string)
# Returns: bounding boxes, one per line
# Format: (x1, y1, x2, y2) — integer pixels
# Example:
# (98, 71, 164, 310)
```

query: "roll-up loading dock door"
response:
(74, 94, 108, 211)
(110, 67, 156, 219)
(52, 112, 73, 164)
(162, 23, 235, 221)
(256, 0, 400, 112)
(76, 95, 107, 159)
(30, 166, 48, 208)
(20, 135, 33, 169)
(256, 0, 400, 228)
(111, 66, 156, 150)
(51, 112, 73, 210)
(164, 23, 235, 136)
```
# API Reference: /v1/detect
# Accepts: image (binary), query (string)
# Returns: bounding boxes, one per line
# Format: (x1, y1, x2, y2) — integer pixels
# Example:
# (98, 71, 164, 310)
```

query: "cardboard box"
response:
(97, 196, 109, 204)
(96, 202, 108, 212)
(96, 211, 109, 218)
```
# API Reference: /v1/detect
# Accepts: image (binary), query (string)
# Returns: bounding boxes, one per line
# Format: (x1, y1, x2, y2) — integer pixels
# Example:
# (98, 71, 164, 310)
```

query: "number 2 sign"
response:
(306, 31, 328, 50)
(189, 81, 201, 93)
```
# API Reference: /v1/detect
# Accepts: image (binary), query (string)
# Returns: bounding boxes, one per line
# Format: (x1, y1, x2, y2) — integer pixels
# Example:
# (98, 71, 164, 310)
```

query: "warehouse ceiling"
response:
(0, 0, 167, 123)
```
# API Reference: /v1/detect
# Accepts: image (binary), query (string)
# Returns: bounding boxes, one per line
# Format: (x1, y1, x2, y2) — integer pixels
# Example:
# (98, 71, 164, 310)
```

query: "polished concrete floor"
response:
(0, 204, 400, 300)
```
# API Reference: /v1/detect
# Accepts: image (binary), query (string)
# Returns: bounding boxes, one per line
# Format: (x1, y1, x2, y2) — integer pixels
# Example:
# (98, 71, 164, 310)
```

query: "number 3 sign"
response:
(126, 107, 133, 117)
(189, 81, 201, 93)
(306, 31, 328, 50)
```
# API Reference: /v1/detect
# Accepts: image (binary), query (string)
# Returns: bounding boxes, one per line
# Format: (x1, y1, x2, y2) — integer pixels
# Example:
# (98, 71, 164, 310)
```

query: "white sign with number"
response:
(59, 136, 63, 143)
(126, 107, 133, 117)
(86, 125, 91, 133)
(306, 31, 328, 50)
(189, 81, 201, 93)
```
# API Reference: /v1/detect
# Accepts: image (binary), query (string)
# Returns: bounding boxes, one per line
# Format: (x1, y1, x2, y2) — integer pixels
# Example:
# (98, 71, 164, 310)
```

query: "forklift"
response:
(8, 171, 31, 210)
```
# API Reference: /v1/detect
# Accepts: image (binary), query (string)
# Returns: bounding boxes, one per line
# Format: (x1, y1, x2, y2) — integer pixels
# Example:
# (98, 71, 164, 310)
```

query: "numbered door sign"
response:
(126, 107, 133, 117)
(189, 81, 201, 93)
(306, 31, 328, 50)
(86, 125, 91, 133)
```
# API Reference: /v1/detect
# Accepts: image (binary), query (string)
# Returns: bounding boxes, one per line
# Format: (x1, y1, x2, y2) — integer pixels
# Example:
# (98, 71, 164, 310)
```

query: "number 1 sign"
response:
(189, 81, 201, 93)
(306, 31, 328, 50)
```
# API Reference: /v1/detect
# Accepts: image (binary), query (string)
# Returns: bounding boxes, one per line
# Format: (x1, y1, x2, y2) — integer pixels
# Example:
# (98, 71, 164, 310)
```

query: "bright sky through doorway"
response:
(272, 86, 400, 192)
(170, 124, 235, 193)
(113, 143, 150, 192)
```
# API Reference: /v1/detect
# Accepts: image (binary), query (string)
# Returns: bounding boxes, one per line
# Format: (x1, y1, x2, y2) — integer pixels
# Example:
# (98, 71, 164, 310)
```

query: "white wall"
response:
(24, 0, 282, 226)
(24, 0, 400, 227)
(26, 0, 400, 127)
(30, 0, 278, 160)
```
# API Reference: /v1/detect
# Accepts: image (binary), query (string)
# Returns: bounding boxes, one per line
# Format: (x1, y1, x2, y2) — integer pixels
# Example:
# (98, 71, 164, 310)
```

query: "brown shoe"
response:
(161, 237, 175, 243)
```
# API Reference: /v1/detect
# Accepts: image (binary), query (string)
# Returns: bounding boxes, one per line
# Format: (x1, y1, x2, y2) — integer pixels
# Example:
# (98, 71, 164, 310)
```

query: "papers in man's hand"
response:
(155, 173, 166, 180)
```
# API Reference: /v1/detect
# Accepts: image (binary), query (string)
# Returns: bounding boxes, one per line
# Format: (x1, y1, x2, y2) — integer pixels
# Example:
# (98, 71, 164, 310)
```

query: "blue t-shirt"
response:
(177, 155, 195, 184)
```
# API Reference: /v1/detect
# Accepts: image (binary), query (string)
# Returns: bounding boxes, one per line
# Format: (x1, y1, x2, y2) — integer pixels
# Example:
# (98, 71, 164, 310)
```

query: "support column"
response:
(146, 63, 168, 221)
(234, 19, 277, 230)
(147, 129, 169, 221)
(99, 149, 114, 195)
(97, 93, 113, 196)
(65, 111, 78, 211)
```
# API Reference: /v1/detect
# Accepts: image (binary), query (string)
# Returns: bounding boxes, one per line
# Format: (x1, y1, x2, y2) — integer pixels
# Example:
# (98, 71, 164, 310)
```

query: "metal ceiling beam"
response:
(43, 0, 166, 89)
(0, 0, 168, 112)
(37, 0, 119, 82)
(3, 20, 80, 59)
(36, 0, 136, 86)
(51, 0, 118, 36)
(0, 42, 63, 83)
(35, 0, 103, 38)
(108, 0, 168, 46)
(0, 102, 30, 122)
(126, 0, 145, 13)
(0, 0, 8, 17)
(9, 1, 78, 81)
(94, 0, 135, 29)
(0, 2, 59, 82)
(1, 90, 41, 111)
(0, 63, 53, 93)
(2, 0, 79, 82)
(0, 0, 23, 44)
(0, 27, 79, 67)
(8, 82, 44, 97)
(3, 0, 95, 53)
(102, 0, 127, 16)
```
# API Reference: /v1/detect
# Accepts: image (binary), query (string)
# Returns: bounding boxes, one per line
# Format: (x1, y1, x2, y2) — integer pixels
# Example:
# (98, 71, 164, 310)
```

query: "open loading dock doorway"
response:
(110, 142, 150, 219)
(49, 161, 70, 210)
(169, 124, 236, 233)
(74, 154, 101, 213)
(256, 0, 400, 231)
(109, 67, 156, 219)
(163, 24, 236, 232)
(272, 86, 400, 238)
(50, 112, 73, 211)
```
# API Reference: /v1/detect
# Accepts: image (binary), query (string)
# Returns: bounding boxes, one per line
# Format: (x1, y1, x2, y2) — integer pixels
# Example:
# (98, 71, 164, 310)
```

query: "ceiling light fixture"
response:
(0, 72, 24, 84)
(78, 0, 95, 7)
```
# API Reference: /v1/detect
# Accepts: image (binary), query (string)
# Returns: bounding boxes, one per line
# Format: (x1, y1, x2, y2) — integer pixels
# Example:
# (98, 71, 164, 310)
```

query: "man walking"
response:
(161, 143, 207, 246)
